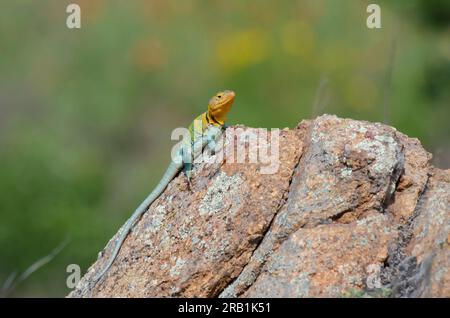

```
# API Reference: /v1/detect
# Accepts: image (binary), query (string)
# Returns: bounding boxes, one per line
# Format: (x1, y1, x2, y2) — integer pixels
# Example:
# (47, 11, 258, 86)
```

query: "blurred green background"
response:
(0, 0, 448, 297)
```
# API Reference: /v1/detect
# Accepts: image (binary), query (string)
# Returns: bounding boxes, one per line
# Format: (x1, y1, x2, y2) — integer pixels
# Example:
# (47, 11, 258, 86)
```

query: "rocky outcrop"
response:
(68, 115, 449, 298)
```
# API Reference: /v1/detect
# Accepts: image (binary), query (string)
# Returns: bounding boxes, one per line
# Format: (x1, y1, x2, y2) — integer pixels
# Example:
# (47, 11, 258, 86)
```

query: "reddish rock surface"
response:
(68, 115, 449, 298)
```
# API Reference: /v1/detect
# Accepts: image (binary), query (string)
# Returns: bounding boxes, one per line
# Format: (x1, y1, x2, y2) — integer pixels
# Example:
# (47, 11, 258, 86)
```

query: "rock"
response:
(390, 168, 449, 297)
(68, 115, 449, 298)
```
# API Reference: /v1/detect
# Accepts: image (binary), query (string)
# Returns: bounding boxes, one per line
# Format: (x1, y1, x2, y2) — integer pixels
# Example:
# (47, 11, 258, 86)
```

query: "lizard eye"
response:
(217, 94, 222, 99)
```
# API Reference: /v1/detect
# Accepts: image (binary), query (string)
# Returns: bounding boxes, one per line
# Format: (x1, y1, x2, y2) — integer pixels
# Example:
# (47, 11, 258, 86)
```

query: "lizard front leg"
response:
(205, 126, 224, 155)
(182, 126, 222, 184)
(180, 144, 193, 184)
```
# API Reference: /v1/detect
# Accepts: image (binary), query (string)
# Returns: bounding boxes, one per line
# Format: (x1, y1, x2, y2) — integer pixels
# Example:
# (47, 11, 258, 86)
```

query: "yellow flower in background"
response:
(215, 30, 270, 73)
(281, 21, 315, 59)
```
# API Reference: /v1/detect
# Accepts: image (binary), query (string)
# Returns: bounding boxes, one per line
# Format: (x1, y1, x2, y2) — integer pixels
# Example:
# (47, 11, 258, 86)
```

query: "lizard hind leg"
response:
(183, 162, 192, 185)
(206, 138, 217, 155)
(181, 145, 193, 186)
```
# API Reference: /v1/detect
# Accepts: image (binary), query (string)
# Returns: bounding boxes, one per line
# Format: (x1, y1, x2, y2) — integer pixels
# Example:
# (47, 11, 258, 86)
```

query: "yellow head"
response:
(207, 90, 235, 125)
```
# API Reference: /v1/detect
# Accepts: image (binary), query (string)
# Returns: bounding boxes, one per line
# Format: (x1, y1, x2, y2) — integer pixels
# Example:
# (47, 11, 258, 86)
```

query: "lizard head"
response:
(207, 90, 235, 125)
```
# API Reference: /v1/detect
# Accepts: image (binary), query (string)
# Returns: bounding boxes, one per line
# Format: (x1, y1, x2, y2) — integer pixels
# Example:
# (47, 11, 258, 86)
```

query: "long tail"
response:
(93, 161, 181, 284)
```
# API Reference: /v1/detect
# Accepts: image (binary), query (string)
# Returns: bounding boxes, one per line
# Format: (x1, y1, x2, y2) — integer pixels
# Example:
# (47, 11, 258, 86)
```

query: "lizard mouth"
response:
(214, 97, 234, 109)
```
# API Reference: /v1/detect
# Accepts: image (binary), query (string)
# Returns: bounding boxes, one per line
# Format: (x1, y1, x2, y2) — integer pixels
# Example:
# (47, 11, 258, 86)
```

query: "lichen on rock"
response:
(68, 115, 449, 298)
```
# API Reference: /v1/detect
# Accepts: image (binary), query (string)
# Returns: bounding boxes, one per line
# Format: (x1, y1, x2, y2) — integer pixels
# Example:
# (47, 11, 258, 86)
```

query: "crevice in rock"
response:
(380, 173, 431, 296)
(329, 207, 354, 223)
(381, 146, 405, 212)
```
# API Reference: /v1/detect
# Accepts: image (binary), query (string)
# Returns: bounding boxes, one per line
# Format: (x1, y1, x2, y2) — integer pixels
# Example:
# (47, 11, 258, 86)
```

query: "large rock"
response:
(68, 115, 449, 298)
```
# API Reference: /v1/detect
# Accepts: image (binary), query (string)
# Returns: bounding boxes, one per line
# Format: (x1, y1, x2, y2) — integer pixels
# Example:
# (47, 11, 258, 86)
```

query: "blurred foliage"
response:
(0, 0, 448, 297)
(416, 0, 450, 29)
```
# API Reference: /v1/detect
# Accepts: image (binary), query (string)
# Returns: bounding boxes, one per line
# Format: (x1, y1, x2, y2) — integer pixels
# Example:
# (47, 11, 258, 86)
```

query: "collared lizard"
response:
(92, 90, 235, 285)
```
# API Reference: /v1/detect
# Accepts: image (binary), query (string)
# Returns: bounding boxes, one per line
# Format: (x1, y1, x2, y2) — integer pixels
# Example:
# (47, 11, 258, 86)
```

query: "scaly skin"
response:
(92, 90, 235, 285)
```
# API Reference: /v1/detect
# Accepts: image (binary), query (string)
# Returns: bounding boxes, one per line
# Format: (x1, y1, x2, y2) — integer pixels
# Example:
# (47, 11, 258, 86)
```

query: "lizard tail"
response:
(92, 161, 182, 285)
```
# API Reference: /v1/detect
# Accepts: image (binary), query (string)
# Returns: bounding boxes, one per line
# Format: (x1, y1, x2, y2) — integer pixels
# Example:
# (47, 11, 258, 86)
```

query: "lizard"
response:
(92, 90, 235, 285)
